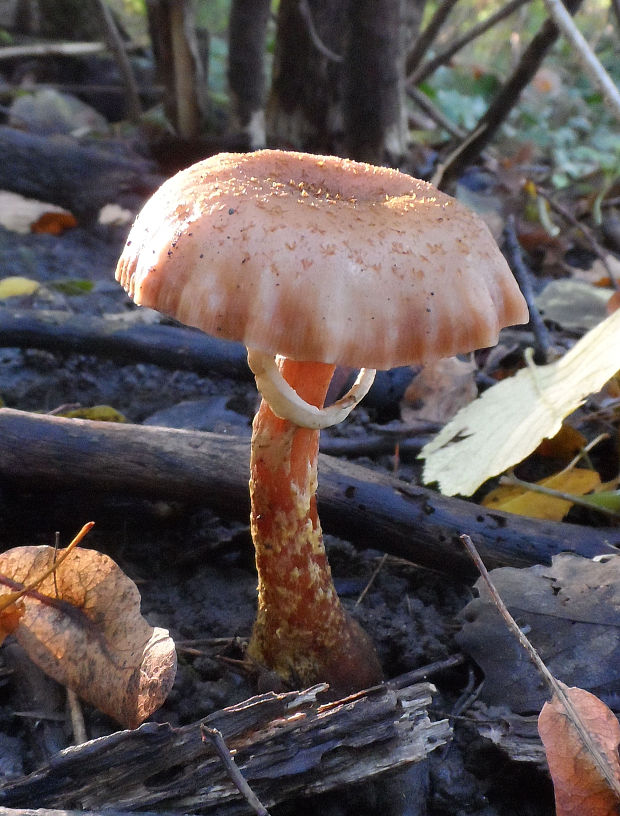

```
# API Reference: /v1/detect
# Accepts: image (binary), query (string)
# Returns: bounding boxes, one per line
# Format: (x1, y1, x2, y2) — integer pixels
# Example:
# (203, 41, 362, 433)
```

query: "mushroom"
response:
(116, 149, 529, 695)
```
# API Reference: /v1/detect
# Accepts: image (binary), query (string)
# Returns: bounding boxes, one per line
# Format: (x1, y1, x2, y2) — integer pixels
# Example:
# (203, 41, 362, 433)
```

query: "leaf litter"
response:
(0, 524, 176, 728)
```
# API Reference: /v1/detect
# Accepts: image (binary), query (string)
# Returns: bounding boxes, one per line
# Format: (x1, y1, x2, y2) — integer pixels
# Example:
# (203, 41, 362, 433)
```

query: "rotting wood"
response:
(0, 408, 617, 577)
(0, 810, 167, 816)
(0, 680, 450, 814)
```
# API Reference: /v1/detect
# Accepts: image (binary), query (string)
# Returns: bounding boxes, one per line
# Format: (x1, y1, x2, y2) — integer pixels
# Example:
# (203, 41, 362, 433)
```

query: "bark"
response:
(267, 0, 347, 152)
(343, 0, 408, 164)
(0, 680, 448, 813)
(146, 0, 207, 138)
(228, 0, 271, 148)
(0, 409, 617, 578)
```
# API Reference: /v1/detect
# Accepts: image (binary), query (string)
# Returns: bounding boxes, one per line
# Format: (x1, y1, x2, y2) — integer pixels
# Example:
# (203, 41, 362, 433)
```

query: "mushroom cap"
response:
(116, 150, 528, 370)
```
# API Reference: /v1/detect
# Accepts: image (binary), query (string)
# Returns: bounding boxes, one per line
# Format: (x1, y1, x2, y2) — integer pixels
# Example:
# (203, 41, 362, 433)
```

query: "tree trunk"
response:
(228, 0, 271, 148)
(343, 0, 410, 164)
(146, 0, 208, 138)
(267, 0, 347, 152)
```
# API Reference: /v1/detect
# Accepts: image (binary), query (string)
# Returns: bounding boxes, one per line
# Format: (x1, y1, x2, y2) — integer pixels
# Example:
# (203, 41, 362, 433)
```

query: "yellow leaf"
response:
(0, 276, 40, 299)
(483, 469, 601, 521)
(60, 405, 127, 422)
(421, 308, 620, 496)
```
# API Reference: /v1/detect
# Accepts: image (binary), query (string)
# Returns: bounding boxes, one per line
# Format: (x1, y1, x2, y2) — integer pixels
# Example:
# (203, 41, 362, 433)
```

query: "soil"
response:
(0, 215, 560, 815)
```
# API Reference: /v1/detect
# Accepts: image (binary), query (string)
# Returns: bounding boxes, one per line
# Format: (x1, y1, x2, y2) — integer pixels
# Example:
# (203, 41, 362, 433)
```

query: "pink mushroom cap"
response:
(116, 149, 529, 370)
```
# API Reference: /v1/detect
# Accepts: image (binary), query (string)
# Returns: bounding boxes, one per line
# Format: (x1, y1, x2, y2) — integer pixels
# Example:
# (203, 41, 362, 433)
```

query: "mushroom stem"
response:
(247, 356, 383, 694)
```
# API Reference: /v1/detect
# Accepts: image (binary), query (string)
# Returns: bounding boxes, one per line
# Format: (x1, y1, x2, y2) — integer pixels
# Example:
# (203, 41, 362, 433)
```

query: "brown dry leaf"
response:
(30, 211, 78, 235)
(482, 468, 601, 521)
(401, 356, 477, 424)
(538, 685, 620, 816)
(535, 424, 587, 463)
(0, 599, 24, 642)
(456, 554, 620, 714)
(0, 545, 176, 728)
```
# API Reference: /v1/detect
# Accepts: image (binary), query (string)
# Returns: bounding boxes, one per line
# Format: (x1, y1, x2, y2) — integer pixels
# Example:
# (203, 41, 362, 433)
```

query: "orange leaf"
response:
(0, 544, 176, 728)
(535, 424, 587, 463)
(30, 211, 77, 235)
(0, 599, 25, 642)
(538, 686, 620, 816)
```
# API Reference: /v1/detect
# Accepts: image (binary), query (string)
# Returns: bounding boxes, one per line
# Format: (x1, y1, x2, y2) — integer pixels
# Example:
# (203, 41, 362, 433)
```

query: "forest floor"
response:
(0, 91, 618, 811)
(0, 184, 560, 816)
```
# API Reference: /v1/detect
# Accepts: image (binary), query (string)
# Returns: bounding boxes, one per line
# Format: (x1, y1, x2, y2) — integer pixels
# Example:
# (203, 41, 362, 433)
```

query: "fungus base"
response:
(247, 358, 383, 695)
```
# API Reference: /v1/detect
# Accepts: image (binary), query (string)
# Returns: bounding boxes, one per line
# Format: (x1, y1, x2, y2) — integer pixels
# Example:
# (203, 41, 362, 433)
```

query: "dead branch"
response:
(405, 0, 460, 78)
(0, 309, 251, 380)
(0, 680, 449, 814)
(0, 42, 107, 59)
(0, 409, 617, 577)
(93, 0, 142, 123)
(0, 309, 411, 412)
(408, 0, 529, 86)
(542, 0, 620, 121)
(437, 0, 584, 187)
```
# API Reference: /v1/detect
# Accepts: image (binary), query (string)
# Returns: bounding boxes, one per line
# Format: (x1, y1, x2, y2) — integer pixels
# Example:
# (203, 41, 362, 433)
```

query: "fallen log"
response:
(0, 309, 413, 411)
(0, 680, 449, 814)
(0, 126, 161, 222)
(0, 408, 617, 576)
(0, 309, 251, 381)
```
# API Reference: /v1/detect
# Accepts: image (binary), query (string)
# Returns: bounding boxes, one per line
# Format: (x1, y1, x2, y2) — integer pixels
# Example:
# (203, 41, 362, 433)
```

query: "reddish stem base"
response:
(247, 358, 383, 696)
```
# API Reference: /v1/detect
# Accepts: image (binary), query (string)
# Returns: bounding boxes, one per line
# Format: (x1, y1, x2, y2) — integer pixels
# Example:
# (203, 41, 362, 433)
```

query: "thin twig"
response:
(66, 688, 88, 745)
(201, 725, 272, 816)
(499, 470, 620, 519)
(409, 0, 530, 85)
(536, 186, 619, 289)
(92, 0, 142, 123)
(406, 86, 466, 139)
(405, 0, 460, 78)
(460, 533, 620, 798)
(355, 553, 388, 606)
(298, 0, 343, 62)
(541, 0, 620, 122)
(503, 214, 552, 361)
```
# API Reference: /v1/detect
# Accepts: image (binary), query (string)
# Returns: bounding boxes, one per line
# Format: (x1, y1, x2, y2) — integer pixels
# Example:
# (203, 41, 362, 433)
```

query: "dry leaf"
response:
(0, 276, 40, 299)
(536, 423, 587, 463)
(0, 600, 24, 641)
(30, 211, 78, 235)
(0, 546, 176, 728)
(0, 191, 73, 234)
(456, 554, 620, 714)
(535, 279, 612, 331)
(482, 468, 601, 521)
(401, 356, 477, 424)
(539, 685, 620, 816)
(422, 307, 620, 496)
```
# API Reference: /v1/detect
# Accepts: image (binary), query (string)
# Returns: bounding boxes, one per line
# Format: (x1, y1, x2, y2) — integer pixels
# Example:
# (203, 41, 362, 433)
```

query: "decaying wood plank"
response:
(0, 681, 450, 814)
(0, 408, 617, 577)
(466, 702, 547, 768)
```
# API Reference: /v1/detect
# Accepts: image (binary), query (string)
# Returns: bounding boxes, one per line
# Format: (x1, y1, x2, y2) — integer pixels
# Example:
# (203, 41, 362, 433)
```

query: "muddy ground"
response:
(0, 217, 558, 815)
